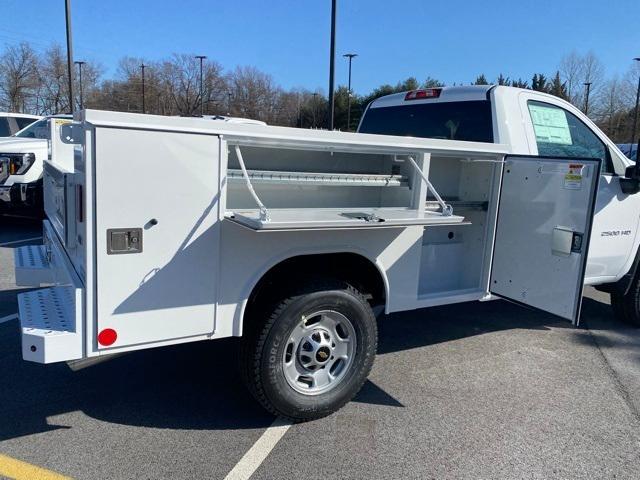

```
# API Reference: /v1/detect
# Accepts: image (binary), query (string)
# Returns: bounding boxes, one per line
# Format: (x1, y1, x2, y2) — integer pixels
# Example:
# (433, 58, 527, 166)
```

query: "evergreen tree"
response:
(531, 73, 549, 92)
(549, 71, 568, 100)
(474, 74, 489, 85)
(511, 78, 529, 89)
(496, 73, 510, 86)
(423, 76, 444, 88)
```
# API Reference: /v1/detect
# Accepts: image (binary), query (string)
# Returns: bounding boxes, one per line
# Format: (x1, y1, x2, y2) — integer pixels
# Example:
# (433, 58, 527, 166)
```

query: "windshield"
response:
(358, 100, 494, 143)
(14, 118, 50, 139)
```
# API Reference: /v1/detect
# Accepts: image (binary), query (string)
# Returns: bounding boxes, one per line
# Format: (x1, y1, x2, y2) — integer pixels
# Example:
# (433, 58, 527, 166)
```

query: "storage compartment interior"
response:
(225, 145, 469, 230)
(418, 156, 497, 296)
(226, 146, 417, 210)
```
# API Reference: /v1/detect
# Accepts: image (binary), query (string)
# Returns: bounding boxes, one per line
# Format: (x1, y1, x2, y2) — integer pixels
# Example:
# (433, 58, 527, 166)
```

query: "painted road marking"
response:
(224, 416, 292, 480)
(0, 453, 72, 480)
(0, 314, 18, 325)
(0, 236, 43, 247)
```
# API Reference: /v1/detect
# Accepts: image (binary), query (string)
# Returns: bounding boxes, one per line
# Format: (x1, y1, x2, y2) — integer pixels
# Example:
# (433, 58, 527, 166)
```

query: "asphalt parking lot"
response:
(1, 217, 640, 479)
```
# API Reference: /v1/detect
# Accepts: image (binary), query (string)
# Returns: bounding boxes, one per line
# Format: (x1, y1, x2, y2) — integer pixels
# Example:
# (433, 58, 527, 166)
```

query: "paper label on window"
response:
(564, 164, 583, 189)
(529, 104, 573, 145)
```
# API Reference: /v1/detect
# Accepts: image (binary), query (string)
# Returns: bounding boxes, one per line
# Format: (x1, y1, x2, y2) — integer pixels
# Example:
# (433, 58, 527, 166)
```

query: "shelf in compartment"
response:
(225, 207, 467, 231)
(227, 168, 408, 187)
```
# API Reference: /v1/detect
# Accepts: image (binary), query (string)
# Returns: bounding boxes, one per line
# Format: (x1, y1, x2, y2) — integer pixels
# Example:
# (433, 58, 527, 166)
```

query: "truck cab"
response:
(358, 85, 640, 306)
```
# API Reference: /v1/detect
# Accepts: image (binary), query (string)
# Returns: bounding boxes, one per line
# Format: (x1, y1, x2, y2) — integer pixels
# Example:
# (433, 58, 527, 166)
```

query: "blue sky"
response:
(4, 0, 639, 94)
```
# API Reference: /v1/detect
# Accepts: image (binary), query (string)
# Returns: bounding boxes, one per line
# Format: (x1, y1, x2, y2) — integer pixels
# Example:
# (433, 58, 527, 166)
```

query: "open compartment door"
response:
(490, 155, 600, 325)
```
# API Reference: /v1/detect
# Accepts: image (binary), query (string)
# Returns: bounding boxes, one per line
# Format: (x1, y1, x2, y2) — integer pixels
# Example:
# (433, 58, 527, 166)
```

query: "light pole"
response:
(583, 82, 592, 116)
(343, 53, 357, 131)
(630, 58, 640, 147)
(74, 61, 85, 109)
(227, 92, 232, 115)
(327, 0, 337, 130)
(65, 0, 75, 113)
(195, 55, 207, 116)
(312, 92, 319, 128)
(140, 63, 146, 114)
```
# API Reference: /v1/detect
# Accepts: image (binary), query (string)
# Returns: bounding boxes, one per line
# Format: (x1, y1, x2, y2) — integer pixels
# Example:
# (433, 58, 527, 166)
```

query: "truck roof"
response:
(369, 85, 494, 109)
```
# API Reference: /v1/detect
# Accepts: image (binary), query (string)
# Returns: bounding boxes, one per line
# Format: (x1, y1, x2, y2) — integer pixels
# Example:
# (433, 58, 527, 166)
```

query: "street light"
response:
(140, 63, 146, 114)
(227, 92, 232, 115)
(343, 53, 358, 131)
(195, 55, 207, 116)
(327, 0, 337, 130)
(65, 0, 74, 113)
(630, 58, 640, 147)
(74, 61, 85, 110)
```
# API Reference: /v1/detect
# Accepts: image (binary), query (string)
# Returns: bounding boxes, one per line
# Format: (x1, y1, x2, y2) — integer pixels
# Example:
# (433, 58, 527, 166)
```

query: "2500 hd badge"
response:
(601, 230, 632, 237)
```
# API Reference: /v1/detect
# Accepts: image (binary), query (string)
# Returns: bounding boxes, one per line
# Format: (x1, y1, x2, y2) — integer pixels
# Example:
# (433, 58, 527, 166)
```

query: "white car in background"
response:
(0, 115, 71, 216)
(0, 112, 41, 138)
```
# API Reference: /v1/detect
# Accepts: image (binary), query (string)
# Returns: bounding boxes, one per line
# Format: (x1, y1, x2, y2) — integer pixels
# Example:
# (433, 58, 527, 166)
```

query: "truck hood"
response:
(0, 137, 46, 153)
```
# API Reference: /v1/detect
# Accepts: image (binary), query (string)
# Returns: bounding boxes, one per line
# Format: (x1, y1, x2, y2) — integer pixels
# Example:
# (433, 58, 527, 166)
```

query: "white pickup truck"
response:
(0, 115, 71, 215)
(12, 85, 640, 421)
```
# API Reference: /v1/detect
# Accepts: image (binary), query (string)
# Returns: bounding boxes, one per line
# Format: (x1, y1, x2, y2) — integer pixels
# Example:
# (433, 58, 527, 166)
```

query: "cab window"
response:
(0, 118, 10, 137)
(527, 100, 613, 174)
(16, 116, 36, 130)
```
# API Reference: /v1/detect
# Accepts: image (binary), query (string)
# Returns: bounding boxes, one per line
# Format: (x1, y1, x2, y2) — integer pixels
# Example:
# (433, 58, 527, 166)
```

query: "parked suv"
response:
(0, 115, 71, 216)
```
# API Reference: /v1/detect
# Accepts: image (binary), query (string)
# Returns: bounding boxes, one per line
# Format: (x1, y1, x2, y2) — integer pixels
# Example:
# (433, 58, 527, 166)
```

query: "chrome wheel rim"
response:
(282, 310, 357, 395)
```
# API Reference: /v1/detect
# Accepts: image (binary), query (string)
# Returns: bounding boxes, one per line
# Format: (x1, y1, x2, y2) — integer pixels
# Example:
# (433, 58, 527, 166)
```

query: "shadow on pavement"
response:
(378, 298, 562, 355)
(0, 298, 570, 441)
(0, 216, 42, 245)
(570, 297, 640, 358)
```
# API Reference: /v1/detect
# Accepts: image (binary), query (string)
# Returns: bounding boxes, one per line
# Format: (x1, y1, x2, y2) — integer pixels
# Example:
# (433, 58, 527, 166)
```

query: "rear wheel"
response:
(241, 279, 377, 421)
(610, 275, 640, 326)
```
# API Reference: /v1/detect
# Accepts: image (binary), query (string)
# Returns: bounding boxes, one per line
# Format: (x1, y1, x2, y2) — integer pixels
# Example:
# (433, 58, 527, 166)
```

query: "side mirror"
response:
(620, 165, 640, 194)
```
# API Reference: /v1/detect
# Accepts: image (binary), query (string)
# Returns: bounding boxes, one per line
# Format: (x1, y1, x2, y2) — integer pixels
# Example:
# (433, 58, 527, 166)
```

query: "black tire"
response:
(611, 278, 640, 327)
(240, 279, 378, 421)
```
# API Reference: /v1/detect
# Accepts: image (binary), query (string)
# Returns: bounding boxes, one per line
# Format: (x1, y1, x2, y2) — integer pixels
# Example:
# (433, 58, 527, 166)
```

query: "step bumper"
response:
(19, 286, 83, 363)
(14, 222, 85, 364)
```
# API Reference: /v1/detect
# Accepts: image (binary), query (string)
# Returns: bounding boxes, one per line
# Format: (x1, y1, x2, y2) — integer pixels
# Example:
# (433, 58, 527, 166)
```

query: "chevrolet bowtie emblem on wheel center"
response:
(316, 348, 330, 362)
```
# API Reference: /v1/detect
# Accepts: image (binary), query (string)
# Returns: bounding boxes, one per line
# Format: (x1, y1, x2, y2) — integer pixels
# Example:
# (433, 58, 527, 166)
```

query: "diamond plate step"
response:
(18, 286, 83, 363)
(14, 245, 52, 287)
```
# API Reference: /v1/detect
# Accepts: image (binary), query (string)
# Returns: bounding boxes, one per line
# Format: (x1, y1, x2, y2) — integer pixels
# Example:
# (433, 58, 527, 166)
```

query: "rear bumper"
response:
(14, 220, 84, 363)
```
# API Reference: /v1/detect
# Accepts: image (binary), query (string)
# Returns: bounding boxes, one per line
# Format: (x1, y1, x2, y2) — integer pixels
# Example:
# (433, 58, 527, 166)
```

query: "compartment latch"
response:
(107, 228, 143, 255)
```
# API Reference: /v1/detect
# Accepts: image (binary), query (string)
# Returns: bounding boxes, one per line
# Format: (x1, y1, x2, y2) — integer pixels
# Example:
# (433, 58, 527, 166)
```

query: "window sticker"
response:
(564, 164, 584, 190)
(528, 104, 573, 145)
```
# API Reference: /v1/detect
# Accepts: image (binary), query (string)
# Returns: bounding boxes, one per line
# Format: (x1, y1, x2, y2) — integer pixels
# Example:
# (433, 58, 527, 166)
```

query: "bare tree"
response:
(560, 51, 583, 103)
(227, 66, 281, 122)
(596, 77, 625, 138)
(0, 42, 38, 112)
(559, 51, 605, 111)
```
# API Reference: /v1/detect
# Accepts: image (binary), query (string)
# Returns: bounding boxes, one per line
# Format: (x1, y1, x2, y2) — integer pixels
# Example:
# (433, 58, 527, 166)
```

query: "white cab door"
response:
(490, 155, 600, 325)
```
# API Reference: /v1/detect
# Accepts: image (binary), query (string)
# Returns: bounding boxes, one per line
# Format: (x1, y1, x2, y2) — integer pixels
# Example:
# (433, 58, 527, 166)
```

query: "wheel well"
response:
(246, 253, 386, 317)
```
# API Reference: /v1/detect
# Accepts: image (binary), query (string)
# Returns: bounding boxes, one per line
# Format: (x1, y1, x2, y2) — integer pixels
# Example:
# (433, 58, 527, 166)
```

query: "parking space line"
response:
(224, 416, 292, 480)
(0, 236, 43, 247)
(0, 314, 18, 324)
(0, 453, 72, 480)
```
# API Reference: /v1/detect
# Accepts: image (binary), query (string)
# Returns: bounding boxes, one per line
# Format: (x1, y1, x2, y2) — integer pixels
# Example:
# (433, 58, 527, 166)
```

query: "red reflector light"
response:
(98, 328, 117, 346)
(405, 89, 442, 101)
